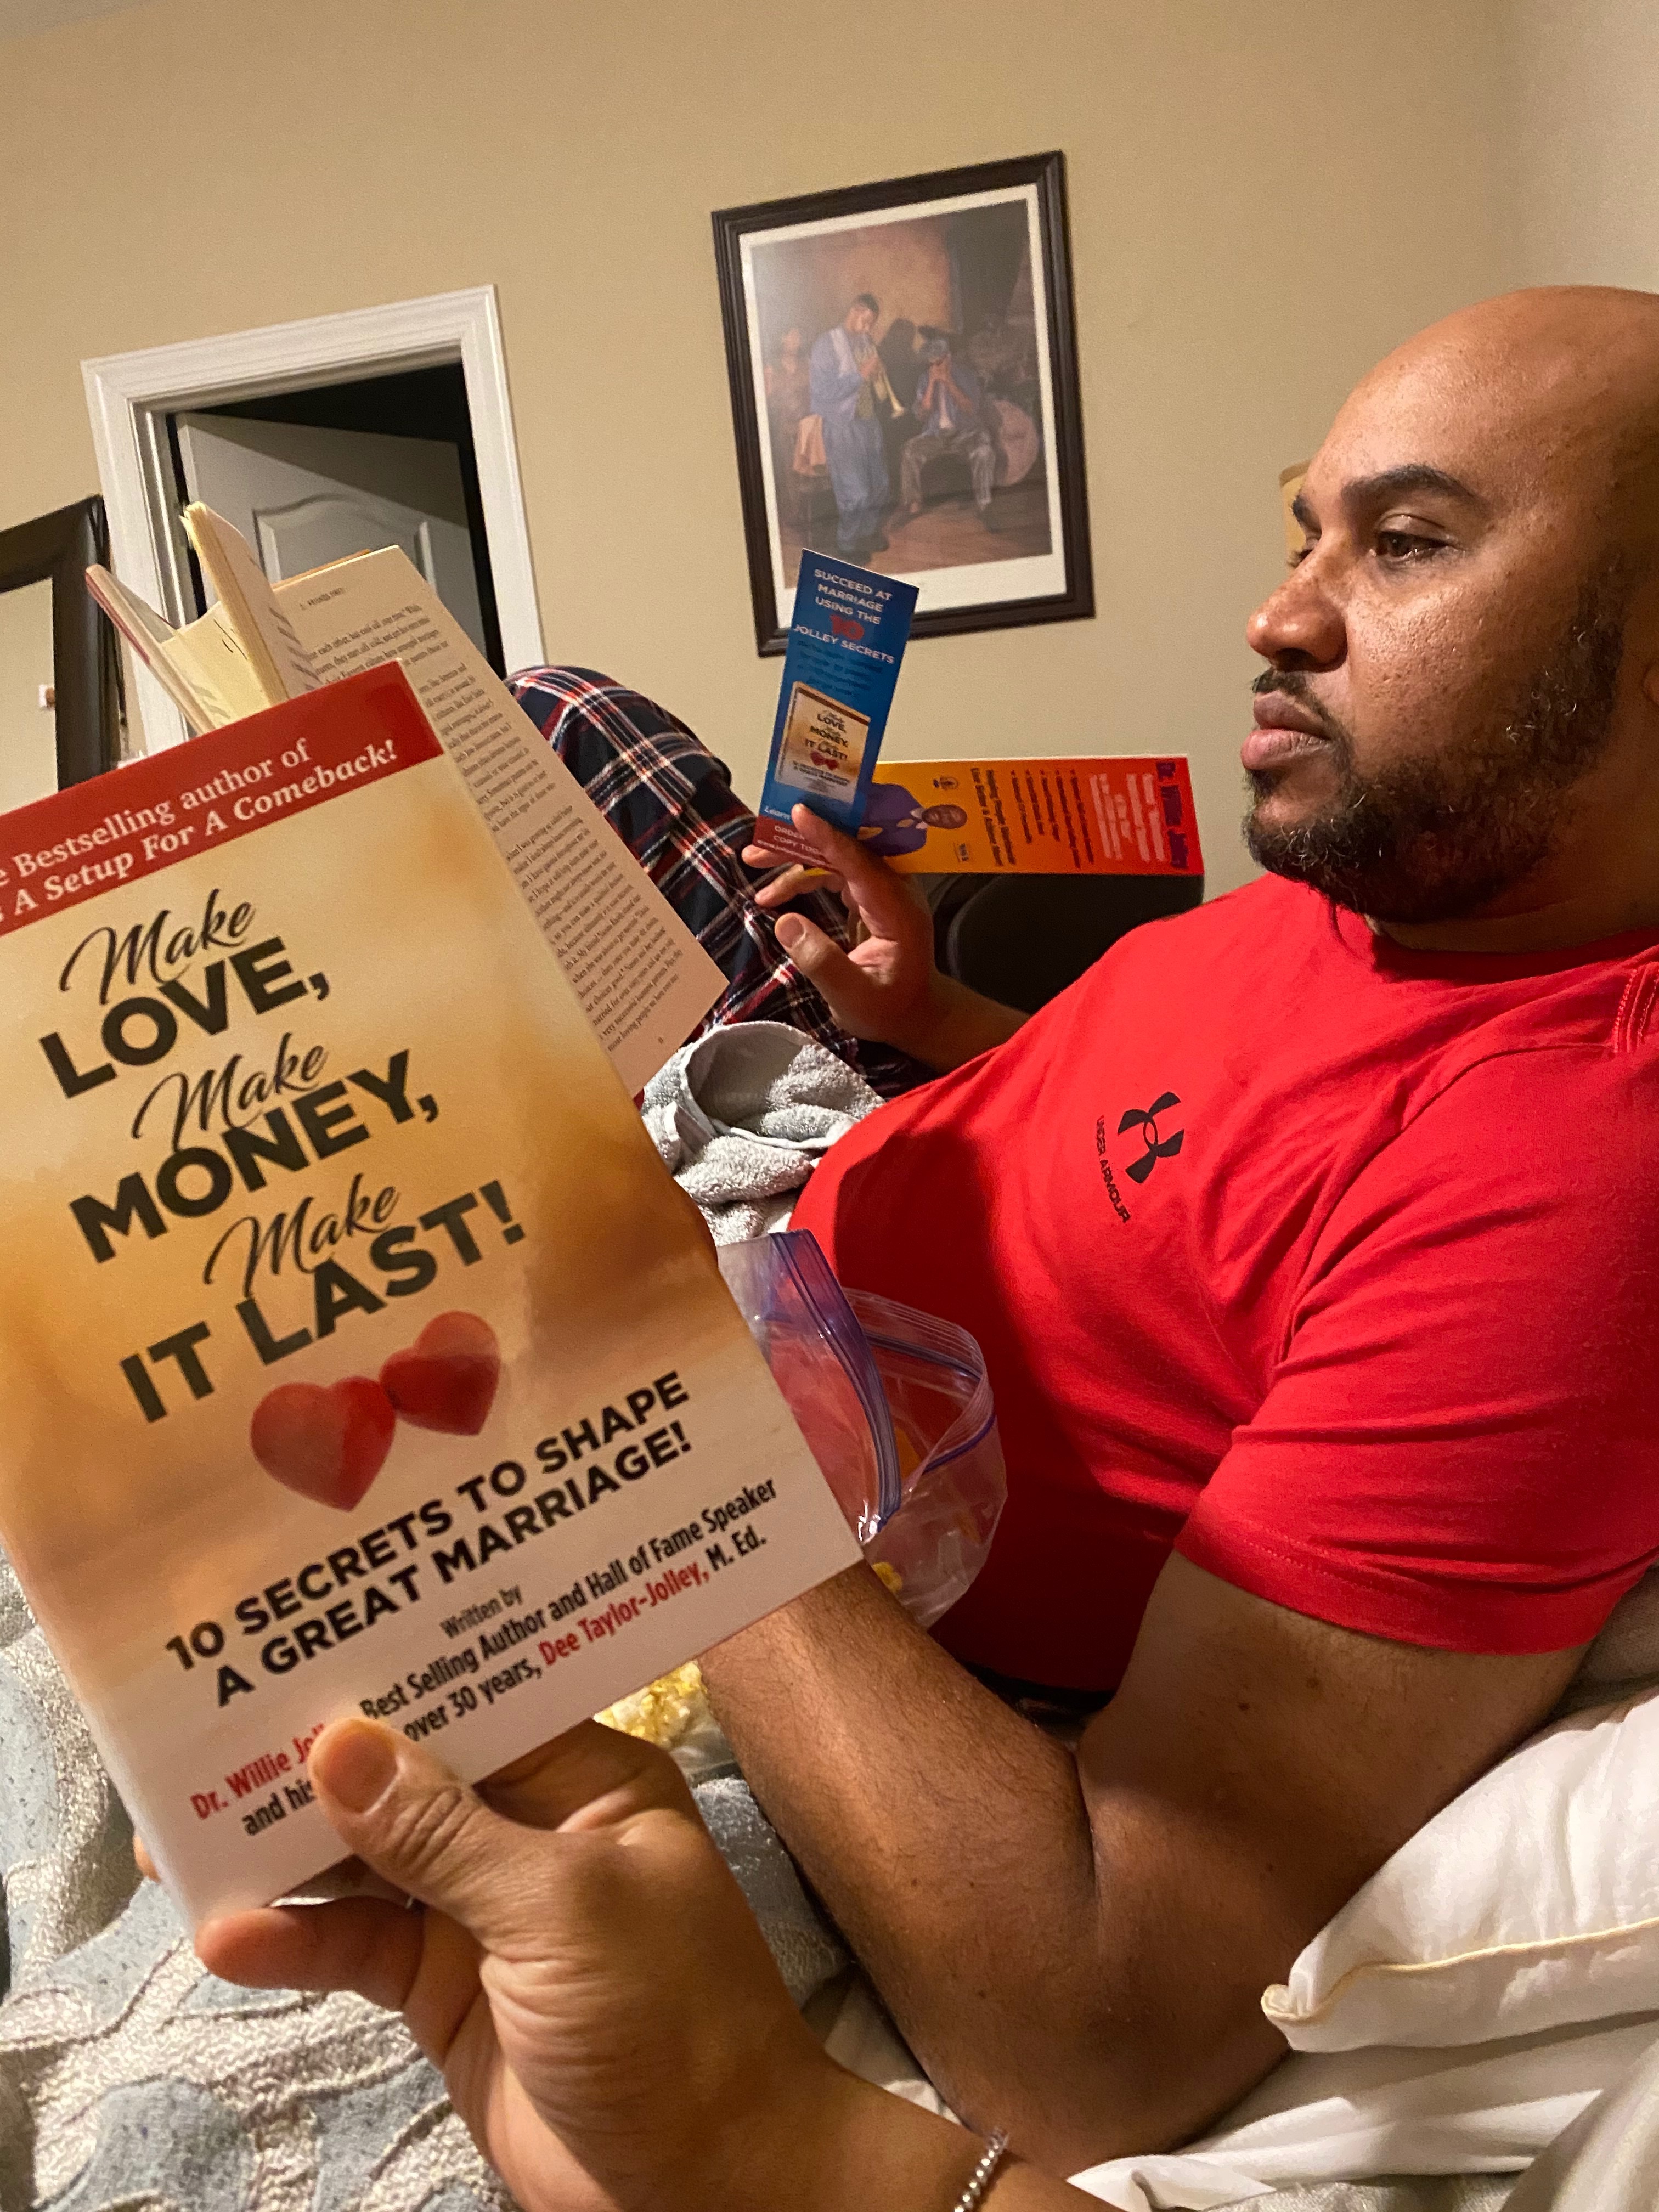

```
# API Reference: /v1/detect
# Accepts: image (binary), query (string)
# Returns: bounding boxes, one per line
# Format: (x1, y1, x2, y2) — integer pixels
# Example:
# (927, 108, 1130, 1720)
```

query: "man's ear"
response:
(1641, 662, 1659, 709)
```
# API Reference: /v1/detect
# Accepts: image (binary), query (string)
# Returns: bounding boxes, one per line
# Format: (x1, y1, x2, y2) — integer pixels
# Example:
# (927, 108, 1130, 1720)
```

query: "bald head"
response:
(1345, 286, 1659, 569)
(1242, 286, 1659, 947)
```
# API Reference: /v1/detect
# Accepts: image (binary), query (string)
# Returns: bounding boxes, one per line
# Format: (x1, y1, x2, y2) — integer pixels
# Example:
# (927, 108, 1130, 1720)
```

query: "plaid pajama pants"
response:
(507, 666, 930, 1101)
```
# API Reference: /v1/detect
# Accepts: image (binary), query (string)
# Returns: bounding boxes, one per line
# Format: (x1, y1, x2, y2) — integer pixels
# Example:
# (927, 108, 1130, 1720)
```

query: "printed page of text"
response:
(277, 551, 724, 1093)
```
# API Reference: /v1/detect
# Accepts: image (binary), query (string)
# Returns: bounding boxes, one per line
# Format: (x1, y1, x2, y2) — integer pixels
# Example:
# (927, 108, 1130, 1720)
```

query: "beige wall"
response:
(0, 0, 1512, 896)
(1511, 0, 1659, 291)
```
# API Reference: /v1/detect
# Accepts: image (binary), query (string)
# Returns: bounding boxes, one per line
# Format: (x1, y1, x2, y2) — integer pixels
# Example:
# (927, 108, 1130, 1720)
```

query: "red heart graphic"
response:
(250, 1377, 397, 1512)
(380, 1311, 500, 1436)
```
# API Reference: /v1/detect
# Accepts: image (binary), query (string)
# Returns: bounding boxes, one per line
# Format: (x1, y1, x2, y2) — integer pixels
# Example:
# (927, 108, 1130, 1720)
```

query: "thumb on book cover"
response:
(306, 1716, 695, 1949)
(307, 1717, 564, 1953)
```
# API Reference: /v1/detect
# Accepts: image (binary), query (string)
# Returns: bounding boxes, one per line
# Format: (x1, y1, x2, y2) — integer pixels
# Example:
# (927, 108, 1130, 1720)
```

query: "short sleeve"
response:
(1175, 1046, 1659, 1652)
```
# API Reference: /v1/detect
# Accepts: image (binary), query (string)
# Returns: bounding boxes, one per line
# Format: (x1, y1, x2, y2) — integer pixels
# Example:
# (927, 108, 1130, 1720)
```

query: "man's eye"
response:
(1375, 529, 1447, 562)
(1287, 543, 1313, 569)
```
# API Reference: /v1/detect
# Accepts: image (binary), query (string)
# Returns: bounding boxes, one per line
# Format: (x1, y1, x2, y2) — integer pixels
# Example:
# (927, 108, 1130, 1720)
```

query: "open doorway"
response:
(83, 288, 543, 754)
(170, 363, 504, 673)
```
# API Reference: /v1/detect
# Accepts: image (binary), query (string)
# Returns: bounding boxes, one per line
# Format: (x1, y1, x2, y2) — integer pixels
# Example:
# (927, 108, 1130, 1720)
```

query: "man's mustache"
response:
(1251, 668, 1346, 744)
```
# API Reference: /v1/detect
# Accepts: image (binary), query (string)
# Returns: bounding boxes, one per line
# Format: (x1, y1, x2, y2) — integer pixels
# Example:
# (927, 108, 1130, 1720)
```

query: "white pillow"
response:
(1263, 1573, 1659, 2053)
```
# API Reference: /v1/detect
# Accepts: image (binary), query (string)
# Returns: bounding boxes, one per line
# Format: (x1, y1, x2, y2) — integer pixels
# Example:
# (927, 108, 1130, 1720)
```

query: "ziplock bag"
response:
(718, 1231, 1005, 1629)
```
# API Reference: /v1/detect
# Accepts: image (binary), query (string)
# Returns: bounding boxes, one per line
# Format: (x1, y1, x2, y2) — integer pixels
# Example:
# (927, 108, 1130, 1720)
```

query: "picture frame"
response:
(0, 496, 122, 788)
(713, 150, 1094, 656)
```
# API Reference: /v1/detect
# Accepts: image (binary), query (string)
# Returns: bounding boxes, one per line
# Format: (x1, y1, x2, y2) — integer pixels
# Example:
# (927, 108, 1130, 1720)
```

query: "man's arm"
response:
(941, 362, 979, 414)
(746, 805, 1025, 1070)
(809, 333, 866, 422)
(701, 1555, 1581, 2175)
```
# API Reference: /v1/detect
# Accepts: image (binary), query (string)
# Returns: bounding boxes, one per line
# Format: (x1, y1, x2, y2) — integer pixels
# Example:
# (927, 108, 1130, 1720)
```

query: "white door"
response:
(174, 414, 490, 658)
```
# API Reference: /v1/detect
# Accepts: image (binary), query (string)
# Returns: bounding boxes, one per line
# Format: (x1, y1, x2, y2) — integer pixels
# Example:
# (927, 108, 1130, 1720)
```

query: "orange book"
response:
(865, 757, 1201, 876)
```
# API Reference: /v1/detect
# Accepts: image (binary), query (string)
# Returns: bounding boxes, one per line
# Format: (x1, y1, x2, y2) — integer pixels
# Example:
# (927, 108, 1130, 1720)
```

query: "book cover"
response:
(865, 756, 1203, 877)
(0, 665, 859, 1923)
(753, 554, 918, 864)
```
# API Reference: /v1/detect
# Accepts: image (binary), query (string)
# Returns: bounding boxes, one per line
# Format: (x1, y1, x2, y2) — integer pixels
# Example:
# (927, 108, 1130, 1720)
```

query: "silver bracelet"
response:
(952, 2129, 1009, 2211)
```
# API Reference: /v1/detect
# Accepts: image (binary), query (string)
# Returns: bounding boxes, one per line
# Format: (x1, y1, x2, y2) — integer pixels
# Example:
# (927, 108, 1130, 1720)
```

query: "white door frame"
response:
(83, 286, 545, 753)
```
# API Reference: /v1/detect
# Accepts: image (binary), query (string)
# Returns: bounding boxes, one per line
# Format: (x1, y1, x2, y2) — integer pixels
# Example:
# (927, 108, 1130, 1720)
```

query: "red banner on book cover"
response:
(0, 668, 437, 939)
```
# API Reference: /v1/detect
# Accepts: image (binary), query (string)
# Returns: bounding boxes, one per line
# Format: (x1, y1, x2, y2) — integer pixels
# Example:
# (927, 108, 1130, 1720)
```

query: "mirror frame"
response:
(0, 496, 122, 790)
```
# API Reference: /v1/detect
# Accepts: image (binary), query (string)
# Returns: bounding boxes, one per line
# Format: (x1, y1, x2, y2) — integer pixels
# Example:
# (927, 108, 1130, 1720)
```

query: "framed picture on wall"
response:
(713, 150, 1094, 656)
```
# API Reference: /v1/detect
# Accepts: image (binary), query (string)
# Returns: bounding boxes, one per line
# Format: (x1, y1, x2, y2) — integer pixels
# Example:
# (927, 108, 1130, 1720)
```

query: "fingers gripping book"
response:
(0, 664, 859, 1923)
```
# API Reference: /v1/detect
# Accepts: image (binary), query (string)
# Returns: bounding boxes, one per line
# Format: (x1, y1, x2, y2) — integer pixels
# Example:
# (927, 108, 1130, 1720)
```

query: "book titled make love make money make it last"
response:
(0, 665, 859, 1923)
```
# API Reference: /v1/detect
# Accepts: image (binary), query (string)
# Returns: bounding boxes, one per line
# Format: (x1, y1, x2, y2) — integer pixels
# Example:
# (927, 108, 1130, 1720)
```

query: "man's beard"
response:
(1244, 575, 1628, 925)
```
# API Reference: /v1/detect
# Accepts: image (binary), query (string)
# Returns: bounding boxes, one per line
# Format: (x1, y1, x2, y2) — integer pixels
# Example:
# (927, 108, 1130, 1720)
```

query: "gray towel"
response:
(642, 1020, 881, 1243)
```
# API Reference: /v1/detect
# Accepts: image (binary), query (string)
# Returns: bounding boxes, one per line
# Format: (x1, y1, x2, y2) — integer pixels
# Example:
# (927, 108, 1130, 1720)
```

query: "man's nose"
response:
(1246, 563, 1346, 671)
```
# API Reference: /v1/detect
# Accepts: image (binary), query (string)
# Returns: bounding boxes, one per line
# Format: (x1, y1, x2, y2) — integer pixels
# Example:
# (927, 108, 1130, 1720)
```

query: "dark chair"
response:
(928, 871, 1204, 1015)
(0, 497, 122, 789)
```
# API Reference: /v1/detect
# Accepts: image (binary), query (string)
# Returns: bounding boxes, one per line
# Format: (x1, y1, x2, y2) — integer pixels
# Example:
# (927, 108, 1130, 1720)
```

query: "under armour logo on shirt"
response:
(1118, 1093, 1184, 1184)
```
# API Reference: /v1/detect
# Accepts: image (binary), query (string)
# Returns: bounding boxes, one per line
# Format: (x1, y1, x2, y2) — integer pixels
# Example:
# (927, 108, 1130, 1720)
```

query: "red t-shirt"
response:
(792, 877, 1659, 1691)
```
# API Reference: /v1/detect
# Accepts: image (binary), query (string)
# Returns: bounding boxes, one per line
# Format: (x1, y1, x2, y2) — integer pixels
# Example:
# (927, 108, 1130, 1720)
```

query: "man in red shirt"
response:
(690, 287, 1659, 2170)
(193, 287, 1659, 2210)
